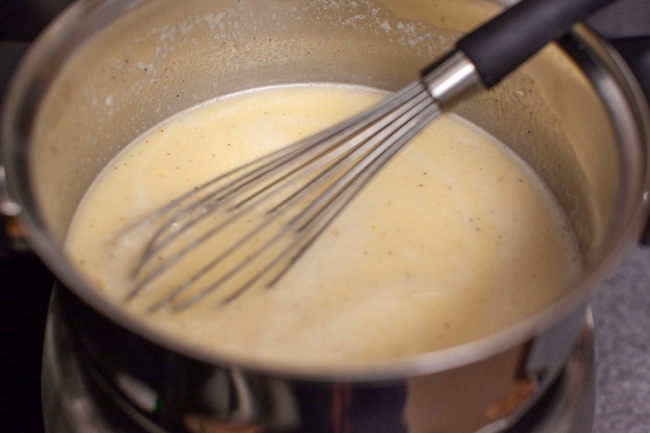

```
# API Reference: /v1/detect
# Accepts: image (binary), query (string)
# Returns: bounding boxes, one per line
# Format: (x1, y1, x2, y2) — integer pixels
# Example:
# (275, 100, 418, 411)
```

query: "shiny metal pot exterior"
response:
(2, 0, 649, 432)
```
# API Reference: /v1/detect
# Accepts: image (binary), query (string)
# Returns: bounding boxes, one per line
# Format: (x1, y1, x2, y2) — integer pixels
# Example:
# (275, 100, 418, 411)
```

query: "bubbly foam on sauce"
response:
(66, 84, 582, 367)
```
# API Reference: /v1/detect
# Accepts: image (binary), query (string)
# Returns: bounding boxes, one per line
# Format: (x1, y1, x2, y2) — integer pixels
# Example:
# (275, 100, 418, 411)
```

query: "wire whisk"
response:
(121, 0, 617, 311)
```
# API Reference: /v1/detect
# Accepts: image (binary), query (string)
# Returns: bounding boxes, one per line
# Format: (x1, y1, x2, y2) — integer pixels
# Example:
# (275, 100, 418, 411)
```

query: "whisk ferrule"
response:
(421, 50, 483, 107)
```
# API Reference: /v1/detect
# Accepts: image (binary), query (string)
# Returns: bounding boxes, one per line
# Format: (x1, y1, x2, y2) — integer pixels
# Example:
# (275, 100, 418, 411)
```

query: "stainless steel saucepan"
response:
(1, 0, 649, 432)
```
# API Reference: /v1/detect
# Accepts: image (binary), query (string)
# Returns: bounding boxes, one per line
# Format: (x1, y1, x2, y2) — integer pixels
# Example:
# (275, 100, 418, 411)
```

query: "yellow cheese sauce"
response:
(65, 84, 582, 367)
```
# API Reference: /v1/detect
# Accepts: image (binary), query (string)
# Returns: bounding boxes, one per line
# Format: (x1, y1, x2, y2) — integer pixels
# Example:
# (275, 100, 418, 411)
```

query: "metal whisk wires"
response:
(125, 81, 442, 312)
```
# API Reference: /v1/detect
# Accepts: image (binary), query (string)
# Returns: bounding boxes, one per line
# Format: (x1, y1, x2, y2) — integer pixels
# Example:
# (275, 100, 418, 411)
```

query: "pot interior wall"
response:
(28, 0, 621, 272)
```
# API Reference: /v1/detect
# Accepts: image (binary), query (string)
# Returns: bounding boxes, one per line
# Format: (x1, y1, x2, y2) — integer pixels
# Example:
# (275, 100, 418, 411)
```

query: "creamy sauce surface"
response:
(66, 84, 582, 367)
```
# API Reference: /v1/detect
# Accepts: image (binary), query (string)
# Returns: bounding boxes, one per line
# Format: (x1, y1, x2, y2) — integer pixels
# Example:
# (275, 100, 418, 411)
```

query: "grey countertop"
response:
(591, 244, 650, 433)
(586, 1, 650, 429)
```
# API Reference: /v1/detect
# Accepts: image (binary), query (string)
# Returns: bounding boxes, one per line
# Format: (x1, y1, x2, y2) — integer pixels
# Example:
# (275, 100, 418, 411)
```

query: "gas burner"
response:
(41, 287, 595, 433)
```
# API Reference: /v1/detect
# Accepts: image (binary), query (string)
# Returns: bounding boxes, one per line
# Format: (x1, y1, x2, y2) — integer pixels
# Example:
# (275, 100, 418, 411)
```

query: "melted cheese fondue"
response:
(65, 84, 582, 367)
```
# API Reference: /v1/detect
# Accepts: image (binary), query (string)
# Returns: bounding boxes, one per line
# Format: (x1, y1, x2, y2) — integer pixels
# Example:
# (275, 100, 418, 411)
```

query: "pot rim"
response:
(2, 0, 649, 382)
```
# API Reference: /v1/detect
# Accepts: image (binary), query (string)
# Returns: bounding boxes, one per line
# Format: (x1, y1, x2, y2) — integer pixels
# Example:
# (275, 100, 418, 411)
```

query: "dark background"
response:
(1, 2, 70, 432)
(0, 1, 649, 433)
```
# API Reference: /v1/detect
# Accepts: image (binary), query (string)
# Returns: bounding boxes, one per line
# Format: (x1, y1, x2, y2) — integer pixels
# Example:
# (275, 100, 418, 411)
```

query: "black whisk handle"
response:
(456, 0, 619, 88)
